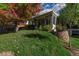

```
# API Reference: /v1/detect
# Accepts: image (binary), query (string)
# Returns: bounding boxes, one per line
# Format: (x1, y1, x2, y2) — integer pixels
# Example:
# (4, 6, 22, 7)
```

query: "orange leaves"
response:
(34, 4, 42, 13)
(0, 4, 42, 20)
(0, 3, 18, 19)
(8, 3, 16, 9)
(0, 9, 9, 18)
(25, 3, 42, 19)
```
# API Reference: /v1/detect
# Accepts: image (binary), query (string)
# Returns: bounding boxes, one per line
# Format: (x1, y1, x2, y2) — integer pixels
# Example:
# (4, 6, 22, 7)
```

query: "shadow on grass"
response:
(23, 33, 50, 40)
(0, 31, 16, 35)
(72, 35, 79, 38)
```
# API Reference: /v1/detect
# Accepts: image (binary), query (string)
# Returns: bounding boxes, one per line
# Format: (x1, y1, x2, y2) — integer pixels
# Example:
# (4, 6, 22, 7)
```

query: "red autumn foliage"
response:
(0, 3, 42, 19)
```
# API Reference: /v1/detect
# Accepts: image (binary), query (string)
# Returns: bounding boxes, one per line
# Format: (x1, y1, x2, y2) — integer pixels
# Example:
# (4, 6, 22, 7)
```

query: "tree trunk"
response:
(58, 30, 70, 44)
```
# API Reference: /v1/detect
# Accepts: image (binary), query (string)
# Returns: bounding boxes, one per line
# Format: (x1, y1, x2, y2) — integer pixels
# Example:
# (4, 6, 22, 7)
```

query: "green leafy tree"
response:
(58, 3, 79, 30)
(57, 4, 79, 45)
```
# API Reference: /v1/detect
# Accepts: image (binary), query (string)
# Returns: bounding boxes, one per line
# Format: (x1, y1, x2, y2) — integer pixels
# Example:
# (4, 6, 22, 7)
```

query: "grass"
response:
(0, 30, 71, 56)
(71, 35, 79, 49)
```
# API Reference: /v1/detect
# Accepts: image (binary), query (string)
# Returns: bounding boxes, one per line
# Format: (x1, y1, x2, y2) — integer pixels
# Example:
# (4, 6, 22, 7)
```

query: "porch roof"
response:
(31, 3, 66, 19)
(31, 9, 57, 20)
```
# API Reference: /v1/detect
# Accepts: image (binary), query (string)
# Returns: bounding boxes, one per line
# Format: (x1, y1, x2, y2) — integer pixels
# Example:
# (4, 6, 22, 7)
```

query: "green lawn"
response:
(71, 36, 79, 49)
(0, 30, 71, 56)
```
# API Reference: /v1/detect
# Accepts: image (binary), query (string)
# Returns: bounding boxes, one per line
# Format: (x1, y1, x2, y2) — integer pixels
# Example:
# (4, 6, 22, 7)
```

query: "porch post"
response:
(51, 13, 57, 32)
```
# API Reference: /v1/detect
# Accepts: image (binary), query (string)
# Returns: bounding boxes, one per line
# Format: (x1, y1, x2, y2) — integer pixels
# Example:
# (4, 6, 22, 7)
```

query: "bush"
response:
(39, 25, 52, 31)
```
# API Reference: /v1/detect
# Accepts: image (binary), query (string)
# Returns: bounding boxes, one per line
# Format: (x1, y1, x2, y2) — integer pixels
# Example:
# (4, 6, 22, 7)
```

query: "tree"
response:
(0, 3, 42, 32)
(58, 4, 79, 30)
(14, 3, 42, 19)
(0, 3, 42, 20)
(57, 4, 79, 46)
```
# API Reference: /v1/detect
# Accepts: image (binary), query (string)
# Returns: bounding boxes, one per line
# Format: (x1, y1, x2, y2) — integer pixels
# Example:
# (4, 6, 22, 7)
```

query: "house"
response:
(26, 3, 66, 32)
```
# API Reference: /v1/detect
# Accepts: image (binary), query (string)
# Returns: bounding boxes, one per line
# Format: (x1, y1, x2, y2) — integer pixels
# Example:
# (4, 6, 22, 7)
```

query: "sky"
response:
(41, 3, 66, 16)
